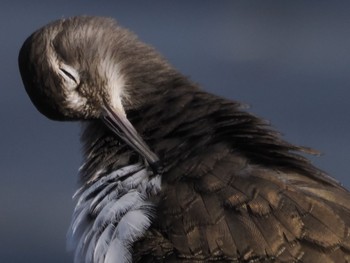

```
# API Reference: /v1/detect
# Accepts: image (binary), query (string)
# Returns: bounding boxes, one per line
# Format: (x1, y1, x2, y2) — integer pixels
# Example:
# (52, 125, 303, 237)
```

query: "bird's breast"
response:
(68, 163, 162, 263)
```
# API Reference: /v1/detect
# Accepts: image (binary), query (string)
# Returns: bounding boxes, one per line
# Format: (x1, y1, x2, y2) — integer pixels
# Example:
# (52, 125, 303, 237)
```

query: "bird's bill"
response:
(102, 104, 160, 173)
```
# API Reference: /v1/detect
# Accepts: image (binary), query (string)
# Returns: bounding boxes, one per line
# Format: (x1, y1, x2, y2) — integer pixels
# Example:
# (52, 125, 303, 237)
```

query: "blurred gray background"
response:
(1, 1, 350, 262)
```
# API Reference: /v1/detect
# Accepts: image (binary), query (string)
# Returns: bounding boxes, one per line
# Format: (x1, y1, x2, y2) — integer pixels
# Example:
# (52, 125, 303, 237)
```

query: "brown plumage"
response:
(19, 16, 350, 263)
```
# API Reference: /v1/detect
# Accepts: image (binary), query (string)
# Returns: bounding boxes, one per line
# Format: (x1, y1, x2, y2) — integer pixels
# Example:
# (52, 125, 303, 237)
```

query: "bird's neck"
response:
(123, 68, 190, 111)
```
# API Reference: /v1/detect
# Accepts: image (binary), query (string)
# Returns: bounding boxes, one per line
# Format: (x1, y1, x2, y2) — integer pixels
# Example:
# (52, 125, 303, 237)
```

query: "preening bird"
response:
(19, 16, 350, 263)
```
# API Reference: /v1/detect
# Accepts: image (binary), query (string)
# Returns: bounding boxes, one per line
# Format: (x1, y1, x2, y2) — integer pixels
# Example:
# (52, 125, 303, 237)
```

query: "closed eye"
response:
(59, 64, 80, 86)
(60, 68, 77, 83)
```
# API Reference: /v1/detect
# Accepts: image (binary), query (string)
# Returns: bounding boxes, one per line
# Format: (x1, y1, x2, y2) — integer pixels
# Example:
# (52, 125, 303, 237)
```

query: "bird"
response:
(18, 16, 350, 263)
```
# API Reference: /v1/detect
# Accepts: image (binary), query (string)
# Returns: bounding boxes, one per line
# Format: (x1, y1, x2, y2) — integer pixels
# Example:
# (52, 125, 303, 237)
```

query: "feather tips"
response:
(68, 164, 161, 263)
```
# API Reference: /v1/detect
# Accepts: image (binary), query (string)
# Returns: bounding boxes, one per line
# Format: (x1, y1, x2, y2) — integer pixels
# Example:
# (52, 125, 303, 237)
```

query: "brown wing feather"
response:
(139, 143, 350, 262)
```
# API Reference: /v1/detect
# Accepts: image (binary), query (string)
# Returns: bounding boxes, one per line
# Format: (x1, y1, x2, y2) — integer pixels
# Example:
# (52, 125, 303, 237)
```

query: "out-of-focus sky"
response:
(1, 1, 350, 262)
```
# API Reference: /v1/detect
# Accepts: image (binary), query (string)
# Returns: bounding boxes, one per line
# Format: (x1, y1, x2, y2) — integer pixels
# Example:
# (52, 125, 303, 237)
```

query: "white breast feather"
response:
(67, 163, 161, 263)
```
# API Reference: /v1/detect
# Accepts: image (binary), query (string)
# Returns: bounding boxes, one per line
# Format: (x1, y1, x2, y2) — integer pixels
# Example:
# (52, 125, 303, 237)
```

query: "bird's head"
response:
(18, 16, 162, 171)
(18, 16, 136, 120)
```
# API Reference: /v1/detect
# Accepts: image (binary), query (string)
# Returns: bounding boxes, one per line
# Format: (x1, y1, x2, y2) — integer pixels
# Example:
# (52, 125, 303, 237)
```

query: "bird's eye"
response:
(60, 68, 77, 82)
(58, 64, 80, 87)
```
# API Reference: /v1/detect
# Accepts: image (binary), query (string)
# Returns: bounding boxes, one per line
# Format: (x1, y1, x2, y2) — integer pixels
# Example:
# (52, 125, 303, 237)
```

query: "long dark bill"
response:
(102, 104, 161, 174)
